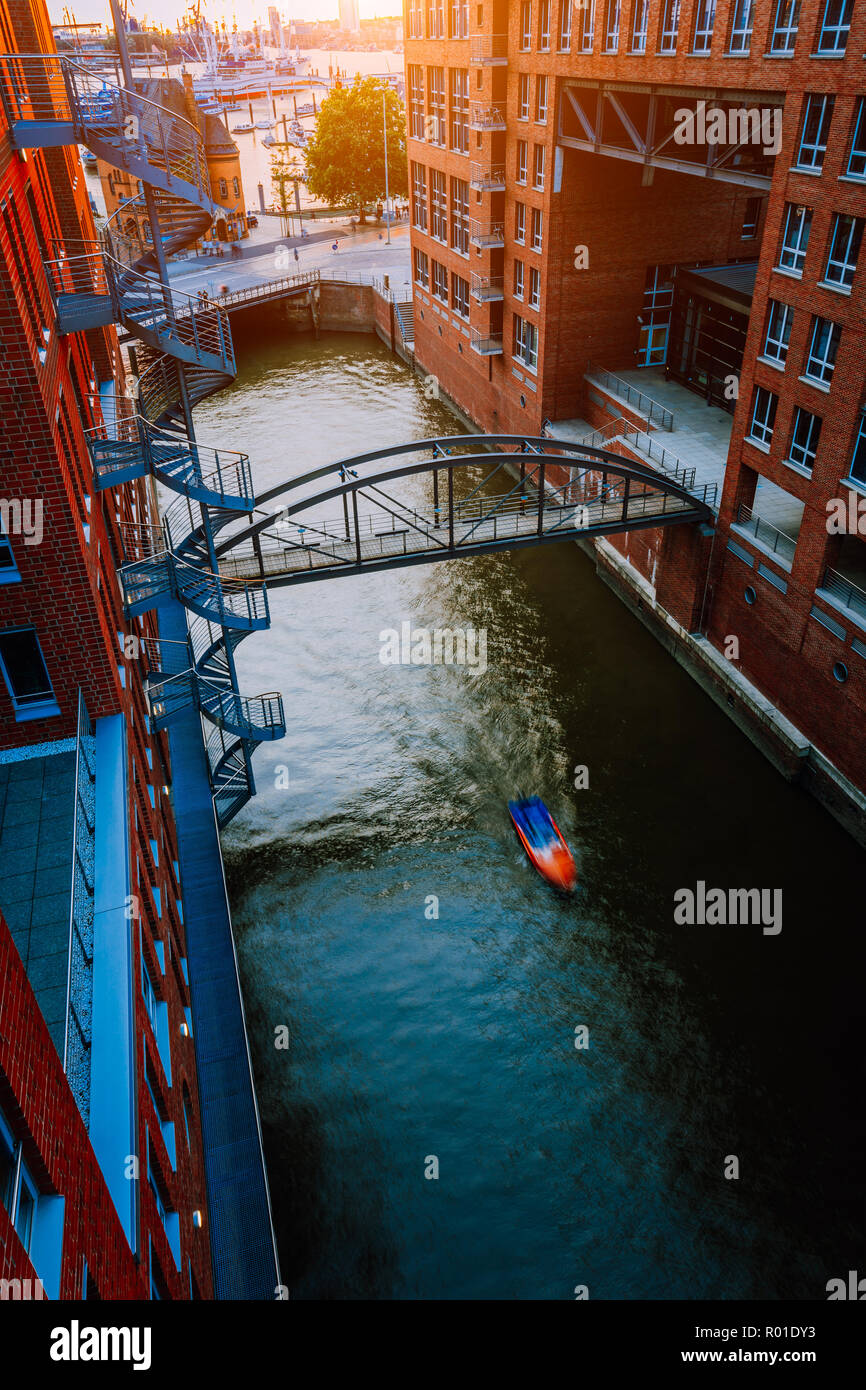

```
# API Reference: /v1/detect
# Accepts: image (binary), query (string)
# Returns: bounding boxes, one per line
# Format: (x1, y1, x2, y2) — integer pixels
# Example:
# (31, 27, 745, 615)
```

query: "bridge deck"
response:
(218, 487, 699, 586)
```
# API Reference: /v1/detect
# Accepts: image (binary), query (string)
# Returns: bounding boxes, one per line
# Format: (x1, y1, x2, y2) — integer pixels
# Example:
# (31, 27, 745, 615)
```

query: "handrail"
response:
(735, 504, 797, 563)
(820, 565, 866, 619)
(585, 361, 675, 431)
(63, 689, 96, 1126)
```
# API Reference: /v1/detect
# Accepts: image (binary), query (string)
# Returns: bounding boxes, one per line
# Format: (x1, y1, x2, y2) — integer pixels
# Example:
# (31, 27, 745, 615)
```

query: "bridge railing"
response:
(214, 268, 320, 308)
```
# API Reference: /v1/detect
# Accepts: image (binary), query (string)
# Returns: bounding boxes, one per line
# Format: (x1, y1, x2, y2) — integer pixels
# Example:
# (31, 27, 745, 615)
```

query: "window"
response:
(796, 94, 834, 171)
(777, 202, 812, 274)
(0, 1110, 35, 1253)
(516, 140, 528, 183)
(142, 961, 159, 1033)
(513, 314, 539, 370)
(849, 411, 866, 484)
(515, 202, 526, 244)
(692, 0, 716, 52)
(451, 177, 469, 253)
(531, 207, 544, 250)
(536, 75, 548, 123)
(450, 0, 469, 37)
(770, 0, 800, 53)
(452, 272, 470, 318)
(558, 0, 572, 50)
(847, 98, 866, 179)
(414, 247, 430, 288)
(182, 1085, 194, 1152)
(518, 74, 530, 121)
(631, 0, 650, 51)
(432, 260, 449, 304)
(232, 177, 239, 197)
(816, 0, 852, 54)
(412, 162, 428, 231)
(520, 0, 532, 49)
(742, 196, 762, 238)
(824, 213, 862, 289)
(539, 0, 551, 49)
(431, 169, 447, 241)
(604, 0, 621, 50)
(749, 387, 778, 446)
(804, 316, 841, 385)
(660, 0, 680, 52)
(428, 0, 445, 37)
(763, 299, 794, 364)
(514, 259, 525, 298)
(0, 528, 20, 583)
(787, 408, 822, 471)
(218, 178, 227, 199)
(409, 0, 424, 39)
(0, 629, 56, 718)
(529, 266, 541, 308)
(579, 0, 596, 51)
(428, 67, 446, 146)
(728, 0, 753, 52)
(533, 144, 546, 189)
(409, 65, 425, 140)
(450, 69, 469, 152)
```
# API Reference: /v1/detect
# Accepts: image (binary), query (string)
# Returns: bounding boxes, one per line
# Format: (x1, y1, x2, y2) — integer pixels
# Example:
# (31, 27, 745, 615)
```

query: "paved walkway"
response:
(168, 220, 413, 300)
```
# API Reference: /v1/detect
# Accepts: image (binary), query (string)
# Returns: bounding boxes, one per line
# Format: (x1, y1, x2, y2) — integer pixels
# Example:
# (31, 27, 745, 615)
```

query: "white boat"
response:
(231, 122, 254, 133)
(188, 24, 311, 100)
(254, 119, 274, 130)
(261, 134, 277, 147)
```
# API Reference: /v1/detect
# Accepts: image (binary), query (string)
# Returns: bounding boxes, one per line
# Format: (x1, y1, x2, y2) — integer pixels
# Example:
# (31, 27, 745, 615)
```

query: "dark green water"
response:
(195, 326, 865, 1301)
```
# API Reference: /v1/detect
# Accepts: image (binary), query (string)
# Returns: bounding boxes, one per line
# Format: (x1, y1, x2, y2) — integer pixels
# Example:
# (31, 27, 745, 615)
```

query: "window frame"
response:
(777, 202, 812, 275)
(787, 407, 822, 472)
(770, 0, 801, 53)
(763, 299, 794, 365)
(748, 386, 778, 447)
(823, 212, 862, 290)
(804, 315, 841, 386)
(816, 0, 852, 55)
(795, 94, 834, 173)
(0, 627, 57, 719)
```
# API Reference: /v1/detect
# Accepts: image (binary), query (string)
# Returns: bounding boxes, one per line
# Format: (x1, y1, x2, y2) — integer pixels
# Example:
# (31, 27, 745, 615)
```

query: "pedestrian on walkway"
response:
(331, 240, 339, 253)
(293, 247, 299, 264)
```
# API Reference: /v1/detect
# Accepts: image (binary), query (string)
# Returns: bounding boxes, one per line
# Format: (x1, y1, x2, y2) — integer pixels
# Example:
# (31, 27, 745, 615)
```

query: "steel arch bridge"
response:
(209, 435, 717, 588)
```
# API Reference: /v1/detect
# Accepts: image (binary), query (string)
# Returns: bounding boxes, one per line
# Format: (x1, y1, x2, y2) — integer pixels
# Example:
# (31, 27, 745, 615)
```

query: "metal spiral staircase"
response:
(2, 52, 285, 825)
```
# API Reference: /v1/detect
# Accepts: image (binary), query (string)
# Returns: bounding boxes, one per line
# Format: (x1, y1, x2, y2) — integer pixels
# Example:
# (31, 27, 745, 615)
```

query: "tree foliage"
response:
(304, 76, 408, 219)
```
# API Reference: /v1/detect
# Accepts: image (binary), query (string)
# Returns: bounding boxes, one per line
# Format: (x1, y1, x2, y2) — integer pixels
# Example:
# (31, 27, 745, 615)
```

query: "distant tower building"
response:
(339, 0, 360, 35)
(268, 6, 281, 49)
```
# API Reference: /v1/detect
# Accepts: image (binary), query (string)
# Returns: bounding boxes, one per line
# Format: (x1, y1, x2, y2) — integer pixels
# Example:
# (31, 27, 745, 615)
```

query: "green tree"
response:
(269, 143, 306, 238)
(304, 75, 408, 224)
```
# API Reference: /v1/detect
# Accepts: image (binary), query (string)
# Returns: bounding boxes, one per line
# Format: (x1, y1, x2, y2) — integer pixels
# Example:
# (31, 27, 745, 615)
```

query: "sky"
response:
(49, 2, 396, 32)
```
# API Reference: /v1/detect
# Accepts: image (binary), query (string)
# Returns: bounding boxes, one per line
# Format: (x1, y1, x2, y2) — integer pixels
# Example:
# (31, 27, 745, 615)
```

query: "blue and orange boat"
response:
(508, 796, 577, 893)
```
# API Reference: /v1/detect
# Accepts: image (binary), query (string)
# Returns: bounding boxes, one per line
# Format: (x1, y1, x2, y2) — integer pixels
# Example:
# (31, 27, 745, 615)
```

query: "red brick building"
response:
(0, 0, 213, 1299)
(404, 0, 866, 834)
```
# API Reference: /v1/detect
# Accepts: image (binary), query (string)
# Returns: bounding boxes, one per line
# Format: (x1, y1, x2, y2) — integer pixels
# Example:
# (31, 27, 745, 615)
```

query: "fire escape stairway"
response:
(0, 54, 283, 823)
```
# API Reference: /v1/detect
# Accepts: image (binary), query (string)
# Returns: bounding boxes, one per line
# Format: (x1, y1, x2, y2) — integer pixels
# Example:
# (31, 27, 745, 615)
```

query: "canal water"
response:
(193, 323, 866, 1301)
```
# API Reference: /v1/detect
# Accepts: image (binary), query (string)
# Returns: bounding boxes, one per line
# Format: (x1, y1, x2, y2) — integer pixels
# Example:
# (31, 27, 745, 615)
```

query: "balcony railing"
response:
(819, 566, 866, 622)
(469, 163, 506, 191)
(469, 103, 506, 130)
(735, 504, 797, 566)
(470, 274, 505, 302)
(469, 219, 505, 248)
(470, 330, 503, 356)
(64, 689, 96, 1128)
(470, 35, 508, 64)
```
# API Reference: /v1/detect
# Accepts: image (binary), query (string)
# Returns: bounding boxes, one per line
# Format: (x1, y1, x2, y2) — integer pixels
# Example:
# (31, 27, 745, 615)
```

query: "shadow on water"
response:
(206, 329, 866, 1300)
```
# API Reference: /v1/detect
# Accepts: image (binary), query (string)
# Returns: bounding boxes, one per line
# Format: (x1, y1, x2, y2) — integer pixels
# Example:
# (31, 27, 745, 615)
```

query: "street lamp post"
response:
(382, 89, 391, 245)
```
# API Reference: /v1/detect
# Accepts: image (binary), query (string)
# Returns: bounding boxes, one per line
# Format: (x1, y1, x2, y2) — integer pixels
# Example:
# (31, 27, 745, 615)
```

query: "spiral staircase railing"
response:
(1, 53, 284, 824)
